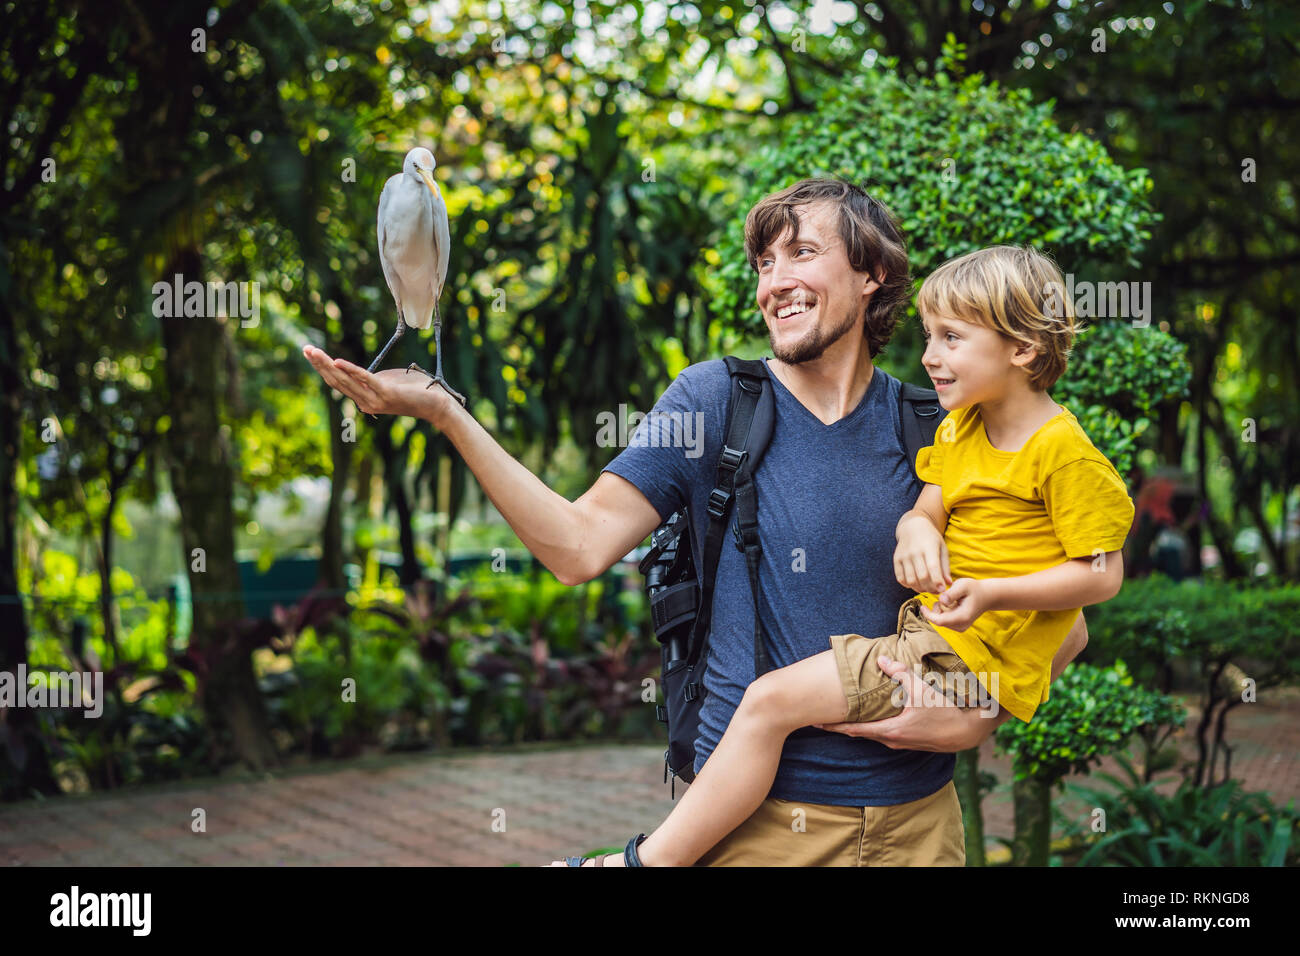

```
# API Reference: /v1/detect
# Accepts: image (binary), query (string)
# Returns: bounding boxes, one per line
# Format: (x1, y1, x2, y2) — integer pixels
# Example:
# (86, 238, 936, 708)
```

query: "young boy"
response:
(555, 244, 1136, 867)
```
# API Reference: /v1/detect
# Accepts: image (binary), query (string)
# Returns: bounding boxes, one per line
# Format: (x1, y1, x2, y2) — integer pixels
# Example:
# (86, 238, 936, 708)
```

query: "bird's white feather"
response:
(377, 160, 449, 332)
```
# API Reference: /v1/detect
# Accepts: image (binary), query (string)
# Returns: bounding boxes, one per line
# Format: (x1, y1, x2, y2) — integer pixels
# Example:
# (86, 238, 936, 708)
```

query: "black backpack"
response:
(638, 356, 947, 795)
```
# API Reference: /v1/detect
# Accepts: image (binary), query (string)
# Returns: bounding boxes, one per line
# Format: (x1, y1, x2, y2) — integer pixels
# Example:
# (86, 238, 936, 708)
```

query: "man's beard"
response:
(769, 303, 861, 365)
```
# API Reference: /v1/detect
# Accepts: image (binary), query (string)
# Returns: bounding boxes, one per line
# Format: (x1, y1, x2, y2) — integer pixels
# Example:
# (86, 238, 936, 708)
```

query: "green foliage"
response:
(1053, 322, 1191, 478)
(43, 688, 210, 791)
(266, 622, 443, 756)
(22, 550, 177, 673)
(1056, 322, 1191, 416)
(258, 564, 658, 756)
(1062, 755, 1298, 867)
(1085, 575, 1300, 691)
(709, 66, 1159, 347)
(995, 661, 1185, 783)
(18, 552, 206, 789)
(1084, 575, 1300, 787)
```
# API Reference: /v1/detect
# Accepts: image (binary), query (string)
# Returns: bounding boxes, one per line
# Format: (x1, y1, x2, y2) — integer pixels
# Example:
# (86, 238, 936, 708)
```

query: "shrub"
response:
(993, 661, 1185, 865)
(1061, 755, 1298, 866)
(1086, 575, 1300, 786)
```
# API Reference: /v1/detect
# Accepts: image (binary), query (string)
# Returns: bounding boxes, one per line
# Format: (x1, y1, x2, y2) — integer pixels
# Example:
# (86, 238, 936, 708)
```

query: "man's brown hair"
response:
(744, 179, 912, 357)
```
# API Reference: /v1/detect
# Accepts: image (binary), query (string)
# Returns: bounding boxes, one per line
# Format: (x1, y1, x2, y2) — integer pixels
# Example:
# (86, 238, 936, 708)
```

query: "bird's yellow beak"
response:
(417, 167, 438, 197)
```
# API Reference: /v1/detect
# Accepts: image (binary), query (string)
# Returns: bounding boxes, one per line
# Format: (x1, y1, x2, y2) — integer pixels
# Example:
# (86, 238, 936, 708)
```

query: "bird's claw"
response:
(428, 377, 468, 407)
(405, 364, 467, 407)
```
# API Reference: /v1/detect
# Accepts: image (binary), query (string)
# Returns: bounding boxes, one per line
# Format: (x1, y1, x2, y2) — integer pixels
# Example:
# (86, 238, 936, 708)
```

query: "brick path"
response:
(2, 689, 1296, 866)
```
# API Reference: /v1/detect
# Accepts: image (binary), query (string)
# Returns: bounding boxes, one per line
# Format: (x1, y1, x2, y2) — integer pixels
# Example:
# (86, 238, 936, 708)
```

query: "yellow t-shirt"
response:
(913, 402, 1135, 722)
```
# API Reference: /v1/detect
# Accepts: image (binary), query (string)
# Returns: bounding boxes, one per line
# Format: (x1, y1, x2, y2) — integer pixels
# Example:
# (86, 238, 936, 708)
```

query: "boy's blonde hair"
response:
(916, 245, 1078, 391)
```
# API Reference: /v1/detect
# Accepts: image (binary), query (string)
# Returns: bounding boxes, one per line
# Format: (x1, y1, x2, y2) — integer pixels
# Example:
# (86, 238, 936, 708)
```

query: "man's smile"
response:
(776, 300, 817, 320)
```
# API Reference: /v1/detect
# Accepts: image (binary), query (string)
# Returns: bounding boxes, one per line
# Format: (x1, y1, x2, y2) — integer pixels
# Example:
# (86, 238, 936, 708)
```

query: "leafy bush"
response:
(19, 552, 207, 791)
(710, 65, 1159, 330)
(995, 660, 1186, 783)
(1087, 576, 1300, 688)
(993, 660, 1185, 866)
(264, 619, 445, 758)
(257, 563, 661, 758)
(1061, 755, 1298, 866)
(1086, 575, 1300, 787)
(1053, 322, 1191, 479)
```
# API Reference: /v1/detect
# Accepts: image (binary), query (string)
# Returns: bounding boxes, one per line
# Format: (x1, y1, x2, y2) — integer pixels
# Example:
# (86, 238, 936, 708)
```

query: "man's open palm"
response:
(303, 345, 451, 422)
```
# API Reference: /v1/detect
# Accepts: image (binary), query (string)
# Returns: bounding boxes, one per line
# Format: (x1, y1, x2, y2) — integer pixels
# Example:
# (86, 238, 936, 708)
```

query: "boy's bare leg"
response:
(634, 649, 852, 867)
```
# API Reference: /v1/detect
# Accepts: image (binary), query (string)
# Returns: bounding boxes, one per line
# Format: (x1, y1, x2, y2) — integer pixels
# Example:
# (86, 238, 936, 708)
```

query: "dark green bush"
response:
(1061, 755, 1298, 866)
(710, 65, 1159, 329)
(1085, 575, 1300, 787)
(259, 563, 661, 756)
(992, 660, 1185, 866)
(1053, 322, 1191, 479)
(995, 660, 1186, 783)
(1087, 576, 1300, 688)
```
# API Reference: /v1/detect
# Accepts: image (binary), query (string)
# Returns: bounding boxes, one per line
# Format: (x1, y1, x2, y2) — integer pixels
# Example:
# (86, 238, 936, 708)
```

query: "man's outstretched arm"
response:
(303, 345, 662, 586)
(816, 610, 1090, 751)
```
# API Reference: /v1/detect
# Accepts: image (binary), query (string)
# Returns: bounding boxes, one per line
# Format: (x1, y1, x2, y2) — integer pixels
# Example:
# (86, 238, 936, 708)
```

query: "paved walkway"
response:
(2, 689, 1296, 866)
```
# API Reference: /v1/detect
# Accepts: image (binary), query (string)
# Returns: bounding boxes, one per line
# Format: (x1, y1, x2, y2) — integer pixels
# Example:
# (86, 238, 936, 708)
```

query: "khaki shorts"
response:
(830, 597, 984, 723)
(694, 780, 965, 866)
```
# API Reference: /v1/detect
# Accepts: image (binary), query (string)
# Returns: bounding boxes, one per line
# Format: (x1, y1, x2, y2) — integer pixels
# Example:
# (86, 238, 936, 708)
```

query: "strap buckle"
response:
(706, 487, 732, 519)
(718, 445, 747, 473)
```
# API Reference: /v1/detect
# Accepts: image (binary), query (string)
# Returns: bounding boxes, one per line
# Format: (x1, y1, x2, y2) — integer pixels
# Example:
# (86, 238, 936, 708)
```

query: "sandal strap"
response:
(565, 836, 646, 867)
(624, 833, 648, 867)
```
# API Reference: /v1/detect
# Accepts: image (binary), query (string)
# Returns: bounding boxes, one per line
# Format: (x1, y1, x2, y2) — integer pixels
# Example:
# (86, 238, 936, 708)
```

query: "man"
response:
(303, 178, 1089, 866)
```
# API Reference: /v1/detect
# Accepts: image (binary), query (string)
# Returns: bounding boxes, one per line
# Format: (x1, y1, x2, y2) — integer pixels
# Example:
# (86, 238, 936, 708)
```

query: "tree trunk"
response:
(373, 424, 420, 586)
(97, 492, 120, 656)
(0, 295, 61, 800)
(160, 247, 279, 773)
(953, 747, 986, 866)
(315, 281, 367, 596)
(1010, 773, 1053, 866)
(1196, 394, 1244, 578)
(320, 383, 351, 593)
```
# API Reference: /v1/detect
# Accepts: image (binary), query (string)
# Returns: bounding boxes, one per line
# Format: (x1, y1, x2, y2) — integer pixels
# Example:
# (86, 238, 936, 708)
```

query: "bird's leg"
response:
(433, 312, 446, 382)
(358, 315, 408, 422)
(405, 303, 467, 407)
(366, 315, 406, 373)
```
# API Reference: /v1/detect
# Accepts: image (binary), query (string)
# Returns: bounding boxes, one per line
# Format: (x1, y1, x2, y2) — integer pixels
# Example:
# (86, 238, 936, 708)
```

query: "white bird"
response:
(367, 146, 465, 406)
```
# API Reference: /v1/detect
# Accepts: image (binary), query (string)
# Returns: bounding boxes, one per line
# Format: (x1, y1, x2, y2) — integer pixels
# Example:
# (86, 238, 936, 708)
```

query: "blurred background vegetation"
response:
(0, 0, 1296, 865)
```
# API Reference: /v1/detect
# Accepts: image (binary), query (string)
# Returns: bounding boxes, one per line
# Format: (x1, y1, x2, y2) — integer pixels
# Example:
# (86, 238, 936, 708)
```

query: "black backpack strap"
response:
(898, 382, 946, 480)
(684, 358, 775, 697)
(724, 359, 777, 679)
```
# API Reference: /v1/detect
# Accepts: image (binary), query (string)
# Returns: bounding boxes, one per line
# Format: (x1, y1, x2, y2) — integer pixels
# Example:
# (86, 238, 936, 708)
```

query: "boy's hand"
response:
(893, 514, 952, 593)
(918, 578, 987, 632)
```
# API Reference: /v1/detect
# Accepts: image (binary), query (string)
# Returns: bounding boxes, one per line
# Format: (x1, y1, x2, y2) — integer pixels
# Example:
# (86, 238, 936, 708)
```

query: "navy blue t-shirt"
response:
(601, 357, 956, 806)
